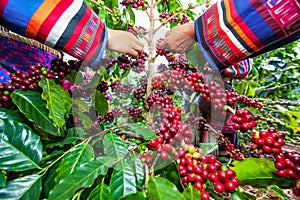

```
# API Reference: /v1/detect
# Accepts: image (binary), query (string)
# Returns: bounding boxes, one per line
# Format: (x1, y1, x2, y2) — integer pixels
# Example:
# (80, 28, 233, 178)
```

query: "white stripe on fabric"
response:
(45, 0, 83, 47)
(217, 1, 250, 56)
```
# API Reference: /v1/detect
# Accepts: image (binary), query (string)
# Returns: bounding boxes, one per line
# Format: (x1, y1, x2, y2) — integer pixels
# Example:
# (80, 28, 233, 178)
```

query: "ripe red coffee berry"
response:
(214, 182, 225, 193)
(224, 180, 236, 192)
(200, 191, 210, 200)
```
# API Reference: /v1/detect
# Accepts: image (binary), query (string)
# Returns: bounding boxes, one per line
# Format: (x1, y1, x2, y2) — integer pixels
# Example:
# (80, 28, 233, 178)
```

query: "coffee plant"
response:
(0, 0, 299, 199)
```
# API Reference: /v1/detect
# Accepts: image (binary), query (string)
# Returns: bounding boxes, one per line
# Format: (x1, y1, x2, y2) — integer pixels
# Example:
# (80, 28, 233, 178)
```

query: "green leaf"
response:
(41, 161, 60, 199)
(55, 143, 94, 183)
(109, 159, 137, 200)
(0, 119, 42, 171)
(231, 190, 247, 200)
(231, 158, 295, 188)
(46, 127, 84, 149)
(0, 170, 6, 187)
(87, 180, 109, 200)
(64, 69, 78, 83)
(131, 154, 144, 187)
(39, 77, 72, 131)
(0, 108, 24, 123)
(128, 7, 135, 24)
(269, 185, 289, 200)
(98, 8, 107, 20)
(125, 123, 157, 140)
(94, 91, 108, 117)
(0, 174, 41, 200)
(123, 192, 146, 200)
(48, 158, 110, 200)
(183, 185, 200, 200)
(11, 90, 58, 136)
(103, 133, 128, 158)
(146, 177, 185, 200)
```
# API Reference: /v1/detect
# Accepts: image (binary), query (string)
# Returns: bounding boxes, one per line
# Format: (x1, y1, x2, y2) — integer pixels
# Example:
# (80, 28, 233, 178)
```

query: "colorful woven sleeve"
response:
(0, 0, 107, 66)
(194, 0, 300, 71)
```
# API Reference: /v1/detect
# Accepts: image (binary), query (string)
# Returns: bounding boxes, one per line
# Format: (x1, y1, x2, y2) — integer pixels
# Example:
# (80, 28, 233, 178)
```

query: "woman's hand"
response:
(107, 29, 144, 57)
(158, 23, 196, 54)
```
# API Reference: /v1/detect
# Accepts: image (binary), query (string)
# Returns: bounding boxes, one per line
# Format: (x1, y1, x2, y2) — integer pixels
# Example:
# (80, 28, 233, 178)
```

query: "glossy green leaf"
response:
(48, 158, 110, 200)
(0, 108, 24, 123)
(11, 90, 58, 136)
(183, 185, 200, 200)
(231, 190, 247, 200)
(131, 154, 144, 187)
(269, 185, 289, 200)
(55, 143, 94, 183)
(103, 133, 128, 158)
(41, 161, 60, 199)
(88, 180, 109, 200)
(0, 170, 6, 187)
(146, 177, 185, 200)
(0, 119, 42, 171)
(123, 192, 146, 200)
(94, 91, 108, 117)
(0, 174, 41, 200)
(231, 158, 295, 188)
(125, 123, 157, 140)
(39, 77, 72, 131)
(109, 159, 137, 200)
(46, 127, 84, 149)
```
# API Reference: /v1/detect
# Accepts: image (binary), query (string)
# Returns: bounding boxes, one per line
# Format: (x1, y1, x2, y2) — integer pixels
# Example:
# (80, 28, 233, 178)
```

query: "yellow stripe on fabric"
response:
(224, 0, 260, 51)
(25, 0, 61, 38)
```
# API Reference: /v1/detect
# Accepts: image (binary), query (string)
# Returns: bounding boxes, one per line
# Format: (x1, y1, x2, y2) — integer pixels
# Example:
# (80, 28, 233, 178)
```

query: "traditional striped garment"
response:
(0, 0, 107, 67)
(195, 0, 300, 71)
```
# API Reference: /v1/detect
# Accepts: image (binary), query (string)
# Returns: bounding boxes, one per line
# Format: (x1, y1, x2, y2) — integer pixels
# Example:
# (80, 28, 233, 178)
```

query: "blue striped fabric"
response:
(2, 0, 43, 35)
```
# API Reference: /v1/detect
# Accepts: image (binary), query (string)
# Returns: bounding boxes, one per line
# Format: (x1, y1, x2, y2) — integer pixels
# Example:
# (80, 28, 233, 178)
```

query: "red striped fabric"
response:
(35, 0, 73, 43)
(63, 4, 91, 52)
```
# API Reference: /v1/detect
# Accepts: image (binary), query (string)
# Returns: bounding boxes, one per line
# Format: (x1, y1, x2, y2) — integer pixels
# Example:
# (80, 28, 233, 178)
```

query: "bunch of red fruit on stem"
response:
(231, 109, 260, 133)
(177, 145, 239, 199)
(251, 128, 300, 195)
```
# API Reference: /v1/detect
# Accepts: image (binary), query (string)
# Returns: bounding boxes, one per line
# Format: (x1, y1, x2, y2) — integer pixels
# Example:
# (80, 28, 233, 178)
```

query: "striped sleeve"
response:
(0, 0, 107, 66)
(194, 0, 300, 70)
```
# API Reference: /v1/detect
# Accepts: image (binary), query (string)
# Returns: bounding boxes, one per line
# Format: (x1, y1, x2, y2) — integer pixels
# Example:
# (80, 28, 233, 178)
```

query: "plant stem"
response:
(146, 0, 156, 124)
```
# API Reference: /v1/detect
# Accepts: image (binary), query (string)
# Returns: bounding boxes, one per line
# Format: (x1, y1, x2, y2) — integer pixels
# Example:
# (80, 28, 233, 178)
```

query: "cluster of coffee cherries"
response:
(132, 52, 148, 73)
(177, 145, 239, 199)
(145, 92, 173, 110)
(115, 54, 132, 70)
(231, 109, 260, 133)
(159, 12, 190, 25)
(0, 83, 14, 106)
(251, 128, 285, 154)
(226, 90, 263, 109)
(97, 80, 109, 93)
(125, 105, 143, 118)
(147, 100, 196, 160)
(50, 58, 79, 79)
(120, 0, 148, 10)
(188, 74, 228, 115)
(133, 86, 146, 100)
(251, 128, 300, 195)
(110, 81, 132, 94)
(151, 69, 189, 92)
(218, 136, 244, 161)
(128, 25, 147, 37)
(10, 64, 47, 91)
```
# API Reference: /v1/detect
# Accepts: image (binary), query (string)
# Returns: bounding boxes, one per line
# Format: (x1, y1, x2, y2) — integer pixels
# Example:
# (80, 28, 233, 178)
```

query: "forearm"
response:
(0, 0, 108, 65)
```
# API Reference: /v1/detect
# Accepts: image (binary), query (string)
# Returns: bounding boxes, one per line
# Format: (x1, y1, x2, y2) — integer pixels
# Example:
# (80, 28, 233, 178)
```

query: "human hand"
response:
(158, 23, 196, 54)
(107, 29, 144, 57)
(222, 59, 253, 79)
